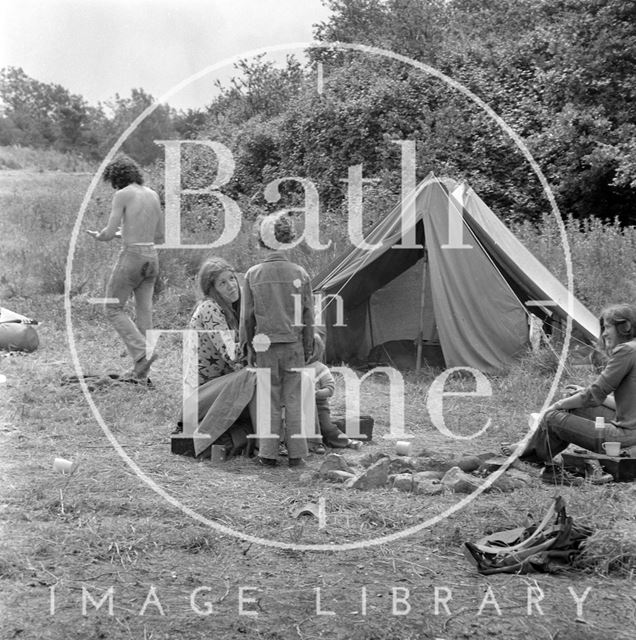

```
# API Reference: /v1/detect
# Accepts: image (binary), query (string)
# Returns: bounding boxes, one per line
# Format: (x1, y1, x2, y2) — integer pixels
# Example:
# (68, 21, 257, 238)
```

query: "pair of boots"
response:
(540, 459, 612, 486)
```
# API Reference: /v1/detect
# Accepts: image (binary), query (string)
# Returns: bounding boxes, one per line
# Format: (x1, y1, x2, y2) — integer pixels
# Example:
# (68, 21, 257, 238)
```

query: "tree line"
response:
(0, 67, 187, 167)
(1, 0, 634, 225)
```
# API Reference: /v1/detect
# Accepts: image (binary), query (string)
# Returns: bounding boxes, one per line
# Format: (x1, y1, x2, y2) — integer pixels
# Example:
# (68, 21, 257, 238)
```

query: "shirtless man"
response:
(87, 155, 164, 380)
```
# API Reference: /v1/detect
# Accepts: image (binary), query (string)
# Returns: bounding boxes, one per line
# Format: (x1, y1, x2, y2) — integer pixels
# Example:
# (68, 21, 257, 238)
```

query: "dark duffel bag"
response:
(333, 415, 374, 441)
(0, 322, 39, 352)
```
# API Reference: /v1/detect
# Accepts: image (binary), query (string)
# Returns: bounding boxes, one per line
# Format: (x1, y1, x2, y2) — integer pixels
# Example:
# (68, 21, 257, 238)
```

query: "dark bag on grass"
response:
(0, 322, 39, 352)
(463, 496, 592, 575)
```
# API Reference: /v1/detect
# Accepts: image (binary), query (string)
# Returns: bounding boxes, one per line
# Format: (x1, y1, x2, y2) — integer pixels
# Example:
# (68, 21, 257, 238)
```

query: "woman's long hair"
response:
(599, 303, 636, 352)
(196, 257, 240, 330)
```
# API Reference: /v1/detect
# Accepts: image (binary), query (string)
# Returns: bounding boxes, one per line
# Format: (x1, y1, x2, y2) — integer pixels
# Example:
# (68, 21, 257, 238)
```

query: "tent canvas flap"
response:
(457, 185, 599, 341)
(423, 181, 529, 371)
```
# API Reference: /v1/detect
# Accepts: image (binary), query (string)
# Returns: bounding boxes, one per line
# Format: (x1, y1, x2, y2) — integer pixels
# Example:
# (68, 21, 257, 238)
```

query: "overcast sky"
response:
(0, 0, 333, 110)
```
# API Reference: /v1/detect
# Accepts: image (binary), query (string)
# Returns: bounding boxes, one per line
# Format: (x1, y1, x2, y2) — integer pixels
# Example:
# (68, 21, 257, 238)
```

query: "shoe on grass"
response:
(288, 458, 306, 468)
(255, 457, 278, 467)
(118, 371, 153, 387)
(347, 440, 363, 450)
(133, 352, 159, 379)
(540, 464, 584, 487)
(584, 459, 613, 484)
(308, 444, 326, 455)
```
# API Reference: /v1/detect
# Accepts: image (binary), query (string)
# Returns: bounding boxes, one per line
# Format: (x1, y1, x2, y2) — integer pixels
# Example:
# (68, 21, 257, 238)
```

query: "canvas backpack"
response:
(463, 496, 592, 574)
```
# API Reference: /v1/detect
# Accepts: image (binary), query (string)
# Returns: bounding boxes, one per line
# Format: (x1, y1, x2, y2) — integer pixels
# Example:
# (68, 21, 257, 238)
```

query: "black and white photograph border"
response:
(1, 2, 635, 639)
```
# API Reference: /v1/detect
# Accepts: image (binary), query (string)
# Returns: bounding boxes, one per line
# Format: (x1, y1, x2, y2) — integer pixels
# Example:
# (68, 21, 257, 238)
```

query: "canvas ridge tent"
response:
(312, 174, 598, 373)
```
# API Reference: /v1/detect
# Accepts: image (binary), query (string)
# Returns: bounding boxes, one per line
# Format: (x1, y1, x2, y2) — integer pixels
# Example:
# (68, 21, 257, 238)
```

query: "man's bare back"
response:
(88, 183, 164, 245)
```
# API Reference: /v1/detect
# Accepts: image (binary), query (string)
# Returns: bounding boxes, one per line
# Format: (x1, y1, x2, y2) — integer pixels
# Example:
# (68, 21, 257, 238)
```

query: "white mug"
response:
(602, 442, 621, 457)
(395, 441, 412, 456)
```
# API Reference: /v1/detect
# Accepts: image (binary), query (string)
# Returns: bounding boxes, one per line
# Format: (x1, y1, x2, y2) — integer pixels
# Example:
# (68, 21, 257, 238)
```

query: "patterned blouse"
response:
(188, 299, 243, 385)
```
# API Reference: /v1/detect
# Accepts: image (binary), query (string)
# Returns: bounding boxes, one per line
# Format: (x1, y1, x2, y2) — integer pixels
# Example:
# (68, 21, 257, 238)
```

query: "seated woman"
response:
(513, 303, 636, 483)
(177, 257, 253, 457)
(189, 257, 244, 384)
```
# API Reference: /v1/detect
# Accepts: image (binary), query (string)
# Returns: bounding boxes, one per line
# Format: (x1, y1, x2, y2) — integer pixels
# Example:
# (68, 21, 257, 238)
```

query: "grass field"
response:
(1, 167, 635, 640)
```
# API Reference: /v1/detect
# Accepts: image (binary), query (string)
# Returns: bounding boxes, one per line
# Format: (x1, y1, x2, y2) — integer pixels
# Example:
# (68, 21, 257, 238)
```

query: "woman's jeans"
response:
(104, 245, 158, 364)
(522, 405, 636, 463)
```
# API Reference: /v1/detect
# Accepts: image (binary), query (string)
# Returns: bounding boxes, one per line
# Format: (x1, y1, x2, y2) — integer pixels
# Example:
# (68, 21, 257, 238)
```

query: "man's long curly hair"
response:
(102, 155, 144, 189)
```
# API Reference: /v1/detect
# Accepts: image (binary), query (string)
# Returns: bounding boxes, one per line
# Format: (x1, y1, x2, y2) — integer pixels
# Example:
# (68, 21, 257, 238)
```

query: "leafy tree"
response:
(173, 108, 207, 139)
(0, 66, 104, 157)
(0, 68, 177, 166)
(104, 88, 176, 165)
(206, 55, 304, 124)
(0, 67, 69, 147)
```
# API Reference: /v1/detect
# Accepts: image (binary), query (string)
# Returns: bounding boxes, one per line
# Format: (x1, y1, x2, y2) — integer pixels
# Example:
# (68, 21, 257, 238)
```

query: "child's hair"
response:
(599, 303, 636, 348)
(256, 215, 295, 249)
(102, 155, 144, 189)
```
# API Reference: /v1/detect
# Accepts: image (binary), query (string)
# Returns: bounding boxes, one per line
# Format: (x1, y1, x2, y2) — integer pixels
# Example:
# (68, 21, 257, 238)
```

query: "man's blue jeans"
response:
(104, 246, 158, 364)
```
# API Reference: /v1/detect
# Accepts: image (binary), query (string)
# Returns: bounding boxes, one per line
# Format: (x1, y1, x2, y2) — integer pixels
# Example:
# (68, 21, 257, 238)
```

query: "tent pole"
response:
(416, 249, 428, 371)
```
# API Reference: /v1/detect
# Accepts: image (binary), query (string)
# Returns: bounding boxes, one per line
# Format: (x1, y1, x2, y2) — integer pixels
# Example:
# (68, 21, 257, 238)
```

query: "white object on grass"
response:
(53, 458, 74, 474)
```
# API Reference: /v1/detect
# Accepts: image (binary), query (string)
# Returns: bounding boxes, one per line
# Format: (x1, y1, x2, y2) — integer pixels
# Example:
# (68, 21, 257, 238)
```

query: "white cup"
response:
(395, 441, 412, 456)
(53, 458, 74, 474)
(602, 442, 621, 457)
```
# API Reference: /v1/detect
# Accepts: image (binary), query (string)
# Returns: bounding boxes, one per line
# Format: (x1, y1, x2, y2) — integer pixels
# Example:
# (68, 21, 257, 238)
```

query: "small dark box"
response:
(333, 415, 374, 441)
(171, 434, 196, 457)
(170, 435, 212, 460)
